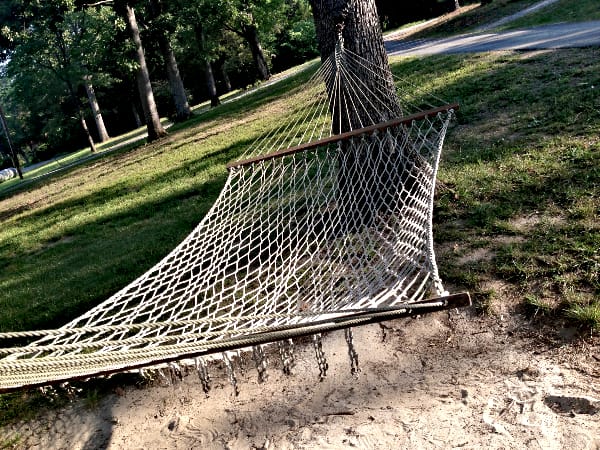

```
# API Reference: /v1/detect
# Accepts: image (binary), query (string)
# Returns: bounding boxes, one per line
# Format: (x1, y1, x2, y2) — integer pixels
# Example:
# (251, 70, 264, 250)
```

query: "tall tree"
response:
(4, 3, 102, 152)
(308, 0, 402, 227)
(171, 0, 226, 106)
(309, 0, 400, 131)
(1, 2, 122, 152)
(123, 4, 167, 141)
(220, 0, 290, 81)
(148, 0, 191, 121)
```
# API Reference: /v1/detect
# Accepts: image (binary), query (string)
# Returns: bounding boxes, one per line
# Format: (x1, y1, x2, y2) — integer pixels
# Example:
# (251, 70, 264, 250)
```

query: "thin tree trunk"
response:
(84, 80, 110, 142)
(158, 34, 191, 121)
(66, 80, 97, 153)
(125, 4, 167, 142)
(131, 102, 143, 128)
(220, 64, 232, 93)
(79, 112, 97, 153)
(243, 24, 270, 81)
(454, 0, 461, 11)
(194, 22, 221, 107)
(0, 103, 23, 179)
(204, 61, 221, 107)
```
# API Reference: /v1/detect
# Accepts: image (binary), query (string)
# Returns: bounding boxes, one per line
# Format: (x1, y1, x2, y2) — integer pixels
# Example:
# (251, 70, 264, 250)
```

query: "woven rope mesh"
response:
(0, 47, 455, 390)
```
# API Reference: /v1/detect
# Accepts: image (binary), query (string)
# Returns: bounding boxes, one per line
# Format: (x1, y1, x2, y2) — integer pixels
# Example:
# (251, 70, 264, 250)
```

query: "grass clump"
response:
(565, 303, 600, 331)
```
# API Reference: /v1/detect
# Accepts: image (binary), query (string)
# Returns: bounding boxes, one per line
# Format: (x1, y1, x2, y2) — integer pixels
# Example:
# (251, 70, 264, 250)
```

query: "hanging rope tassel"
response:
(169, 362, 183, 383)
(278, 339, 295, 375)
(195, 357, 211, 394)
(157, 368, 171, 386)
(312, 334, 328, 381)
(222, 352, 240, 396)
(344, 328, 360, 377)
(252, 345, 269, 383)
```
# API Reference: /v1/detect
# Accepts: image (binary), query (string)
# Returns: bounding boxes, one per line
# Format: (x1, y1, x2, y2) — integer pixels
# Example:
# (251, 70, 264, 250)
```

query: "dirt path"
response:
(4, 309, 598, 449)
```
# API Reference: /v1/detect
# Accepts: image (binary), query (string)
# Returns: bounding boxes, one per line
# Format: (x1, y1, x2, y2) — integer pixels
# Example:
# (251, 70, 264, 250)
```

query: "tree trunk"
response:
(220, 64, 232, 93)
(131, 102, 143, 128)
(0, 103, 23, 179)
(157, 33, 191, 121)
(65, 79, 97, 153)
(309, 0, 400, 132)
(79, 112, 97, 153)
(204, 61, 221, 107)
(454, 0, 461, 11)
(242, 24, 271, 81)
(125, 4, 167, 142)
(194, 22, 221, 107)
(309, 0, 403, 230)
(84, 80, 110, 142)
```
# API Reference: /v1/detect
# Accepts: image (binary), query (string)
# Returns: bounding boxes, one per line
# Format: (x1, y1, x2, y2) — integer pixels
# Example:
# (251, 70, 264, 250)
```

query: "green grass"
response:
(1, 49, 598, 336)
(0, 64, 319, 333)
(389, 49, 599, 326)
(0, 48, 599, 430)
(410, 0, 542, 38)
(500, 0, 600, 30)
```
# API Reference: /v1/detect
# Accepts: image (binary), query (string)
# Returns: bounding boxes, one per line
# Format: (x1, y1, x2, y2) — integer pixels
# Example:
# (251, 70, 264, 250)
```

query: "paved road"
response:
(386, 20, 600, 56)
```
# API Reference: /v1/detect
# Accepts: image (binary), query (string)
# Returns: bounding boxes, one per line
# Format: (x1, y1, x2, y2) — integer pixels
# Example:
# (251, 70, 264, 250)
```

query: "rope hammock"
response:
(0, 44, 470, 393)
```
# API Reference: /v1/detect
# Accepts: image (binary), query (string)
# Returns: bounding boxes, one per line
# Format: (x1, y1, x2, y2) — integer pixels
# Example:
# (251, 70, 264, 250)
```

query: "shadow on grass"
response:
(0, 141, 246, 331)
(390, 50, 600, 320)
(2, 51, 599, 333)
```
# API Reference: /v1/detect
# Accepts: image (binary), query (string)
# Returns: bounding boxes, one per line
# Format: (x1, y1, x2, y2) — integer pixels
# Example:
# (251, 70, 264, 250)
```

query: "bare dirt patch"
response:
(3, 310, 598, 449)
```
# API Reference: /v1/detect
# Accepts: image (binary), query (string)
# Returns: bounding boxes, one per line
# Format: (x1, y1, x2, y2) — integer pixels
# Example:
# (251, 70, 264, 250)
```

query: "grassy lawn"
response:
(410, 0, 542, 38)
(1, 48, 598, 338)
(0, 48, 599, 431)
(499, 0, 600, 29)
(395, 50, 600, 326)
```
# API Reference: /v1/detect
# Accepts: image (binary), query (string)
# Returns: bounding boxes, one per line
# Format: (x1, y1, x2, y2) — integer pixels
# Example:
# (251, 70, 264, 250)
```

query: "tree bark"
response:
(242, 24, 271, 81)
(204, 61, 221, 107)
(125, 4, 167, 142)
(131, 102, 143, 128)
(309, 0, 403, 230)
(157, 34, 191, 121)
(79, 112, 97, 153)
(220, 63, 232, 93)
(194, 22, 221, 107)
(309, 0, 400, 132)
(84, 80, 110, 142)
(65, 79, 97, 153)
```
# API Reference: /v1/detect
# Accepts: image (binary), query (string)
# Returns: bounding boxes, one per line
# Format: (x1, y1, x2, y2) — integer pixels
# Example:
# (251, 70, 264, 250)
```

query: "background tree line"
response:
(0, 0, 465, 167)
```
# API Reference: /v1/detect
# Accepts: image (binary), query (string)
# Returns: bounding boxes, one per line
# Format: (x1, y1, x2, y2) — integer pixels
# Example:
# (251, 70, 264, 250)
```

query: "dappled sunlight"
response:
(1, 46, 599, 337)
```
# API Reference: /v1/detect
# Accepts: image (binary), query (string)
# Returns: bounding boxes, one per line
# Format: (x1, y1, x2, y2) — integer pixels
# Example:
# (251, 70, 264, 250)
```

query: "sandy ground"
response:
(3, 306, 599, 449)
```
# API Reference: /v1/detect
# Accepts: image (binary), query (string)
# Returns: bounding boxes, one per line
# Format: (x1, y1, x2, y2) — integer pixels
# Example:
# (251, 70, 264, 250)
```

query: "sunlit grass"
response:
(500, 0, 600, 30)
(410, 0, 541, 38)
(0, 49, 598, 336)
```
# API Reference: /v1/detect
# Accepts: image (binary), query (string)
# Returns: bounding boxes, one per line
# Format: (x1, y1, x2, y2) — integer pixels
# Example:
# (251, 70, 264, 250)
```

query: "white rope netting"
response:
(0, 46, 460, 391)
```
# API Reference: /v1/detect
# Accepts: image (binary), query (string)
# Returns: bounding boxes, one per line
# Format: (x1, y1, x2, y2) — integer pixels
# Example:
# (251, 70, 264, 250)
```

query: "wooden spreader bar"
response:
(227, 103, 459, 170)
